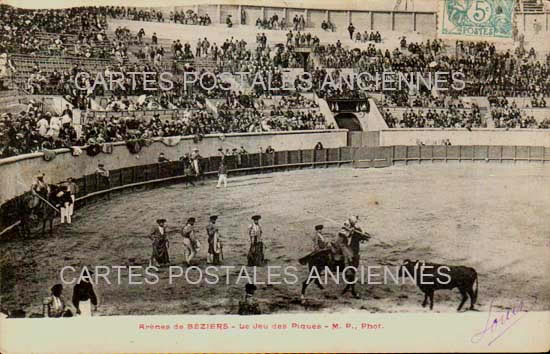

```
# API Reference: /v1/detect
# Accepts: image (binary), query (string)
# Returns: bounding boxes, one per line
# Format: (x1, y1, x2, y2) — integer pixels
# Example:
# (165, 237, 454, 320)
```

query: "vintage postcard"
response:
(0, 0, 549, 352)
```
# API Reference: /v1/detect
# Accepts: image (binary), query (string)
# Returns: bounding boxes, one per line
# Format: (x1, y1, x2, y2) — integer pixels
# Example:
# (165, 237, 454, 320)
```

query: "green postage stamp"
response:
(439, 0, 515, 39)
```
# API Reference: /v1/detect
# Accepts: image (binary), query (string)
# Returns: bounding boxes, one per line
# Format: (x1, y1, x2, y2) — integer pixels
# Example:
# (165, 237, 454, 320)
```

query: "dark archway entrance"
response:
(295, 48, 312, 72)
(334, 112, 362, 131)
(300, 52, 310, 71)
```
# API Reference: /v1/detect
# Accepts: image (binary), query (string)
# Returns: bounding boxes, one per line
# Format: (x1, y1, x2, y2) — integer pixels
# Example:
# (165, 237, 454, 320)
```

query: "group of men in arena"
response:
(148, 213, 267, 268)
(147, 209, 368, 270)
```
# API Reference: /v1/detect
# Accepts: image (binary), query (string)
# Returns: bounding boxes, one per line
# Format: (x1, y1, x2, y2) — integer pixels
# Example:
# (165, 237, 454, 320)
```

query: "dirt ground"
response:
(1, 163, 549, 316)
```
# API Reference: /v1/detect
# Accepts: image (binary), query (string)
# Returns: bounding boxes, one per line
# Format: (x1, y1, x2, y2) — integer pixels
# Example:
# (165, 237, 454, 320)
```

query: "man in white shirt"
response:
(36, 115, 49, 137)
(48, 115, 62, 138)
(61, 114, 72, 126)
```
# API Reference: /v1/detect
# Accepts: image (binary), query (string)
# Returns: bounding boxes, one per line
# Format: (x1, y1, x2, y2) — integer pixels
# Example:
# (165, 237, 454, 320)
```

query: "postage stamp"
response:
(439, 0, 516, 39)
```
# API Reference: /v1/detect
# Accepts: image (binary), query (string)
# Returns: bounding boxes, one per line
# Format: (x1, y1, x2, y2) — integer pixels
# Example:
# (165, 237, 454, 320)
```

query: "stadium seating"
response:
(0, 3, 549, 159)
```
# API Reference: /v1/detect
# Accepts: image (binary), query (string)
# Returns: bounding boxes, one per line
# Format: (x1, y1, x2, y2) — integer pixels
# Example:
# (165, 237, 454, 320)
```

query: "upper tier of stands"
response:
(1, 4, 549, 159)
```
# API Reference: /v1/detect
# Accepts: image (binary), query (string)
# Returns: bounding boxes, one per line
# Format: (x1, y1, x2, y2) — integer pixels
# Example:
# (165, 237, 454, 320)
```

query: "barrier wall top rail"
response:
(0, 129, 346, 165)
(2, 143, 550, 238)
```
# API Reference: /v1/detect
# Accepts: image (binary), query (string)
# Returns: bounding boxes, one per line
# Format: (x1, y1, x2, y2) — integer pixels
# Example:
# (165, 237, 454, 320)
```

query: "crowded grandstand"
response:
(0, 2, 549, 158)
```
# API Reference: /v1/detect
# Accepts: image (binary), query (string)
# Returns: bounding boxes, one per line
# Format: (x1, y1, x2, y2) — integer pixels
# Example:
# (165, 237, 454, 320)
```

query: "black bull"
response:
(398, 259, 479, 311)
(299, 230, 370, 300)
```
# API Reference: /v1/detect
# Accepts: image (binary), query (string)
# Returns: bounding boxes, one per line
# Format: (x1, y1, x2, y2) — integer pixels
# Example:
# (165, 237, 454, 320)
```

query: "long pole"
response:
(34, 193, 60, 214)
(313, 213, 393, 247)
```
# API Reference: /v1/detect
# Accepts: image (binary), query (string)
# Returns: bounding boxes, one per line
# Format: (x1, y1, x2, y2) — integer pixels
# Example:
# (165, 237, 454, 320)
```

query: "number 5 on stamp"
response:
(439, 0, 516, 39)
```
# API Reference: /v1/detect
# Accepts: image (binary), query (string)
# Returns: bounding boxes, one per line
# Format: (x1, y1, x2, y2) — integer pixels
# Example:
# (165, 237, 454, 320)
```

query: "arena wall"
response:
(243, 5, 263, 25)
(264, 6, 285, 22)
(519, 12, 550, 33)
(328, 10, 348, 30)
(110, 9, 440, 35)
(111, 6, 549, 37)
(378, 129, 550, 147)
(0, 130, 347, 204)
(350, 11, 370, 29)
(309, 9, 328, 28)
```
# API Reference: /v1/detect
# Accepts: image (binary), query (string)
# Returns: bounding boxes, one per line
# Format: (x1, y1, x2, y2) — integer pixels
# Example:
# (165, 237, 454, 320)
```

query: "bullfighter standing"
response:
(247, 215, 264, 266)
(181, 217, 199, 265)
(149, 218, 170, 267)
(206, 215, 223, 265)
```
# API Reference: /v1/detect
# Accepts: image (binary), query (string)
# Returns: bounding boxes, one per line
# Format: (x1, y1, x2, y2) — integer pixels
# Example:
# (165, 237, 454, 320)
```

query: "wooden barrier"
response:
(2, 145, 549, 237)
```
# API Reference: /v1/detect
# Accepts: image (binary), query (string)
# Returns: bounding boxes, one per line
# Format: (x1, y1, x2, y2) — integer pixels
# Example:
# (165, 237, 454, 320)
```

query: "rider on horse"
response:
(300, 216, 371, 300)
(32, 173, 50, 198)
(312, 225, 328, 252)
(332, 215, 362, 265)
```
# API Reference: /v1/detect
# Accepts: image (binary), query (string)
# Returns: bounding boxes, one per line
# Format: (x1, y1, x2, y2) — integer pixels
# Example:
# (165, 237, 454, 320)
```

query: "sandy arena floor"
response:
(1, 163, 549, 315)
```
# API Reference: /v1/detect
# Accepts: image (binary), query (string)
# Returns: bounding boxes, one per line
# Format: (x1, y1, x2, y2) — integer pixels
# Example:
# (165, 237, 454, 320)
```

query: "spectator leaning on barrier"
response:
(96, 163, 111, 199)
(66, 177, 78, 218)
(158, 152, 170, 163)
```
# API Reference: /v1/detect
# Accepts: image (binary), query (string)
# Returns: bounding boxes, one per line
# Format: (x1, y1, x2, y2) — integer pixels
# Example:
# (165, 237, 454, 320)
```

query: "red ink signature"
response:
(470, 299, 526, 346)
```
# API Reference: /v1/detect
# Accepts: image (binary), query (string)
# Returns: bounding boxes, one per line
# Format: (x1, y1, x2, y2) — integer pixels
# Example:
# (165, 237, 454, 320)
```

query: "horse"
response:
(40, 186, 62, 236)
(17, 187, 59, 237)
(299, 229, 370, 301)
(15, 192, 36, 238)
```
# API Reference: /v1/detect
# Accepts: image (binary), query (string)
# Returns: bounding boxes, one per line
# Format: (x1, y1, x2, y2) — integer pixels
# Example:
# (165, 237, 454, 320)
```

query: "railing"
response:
(10, 54, 112, 65)
(0, 147, 352, 237)
(85, 108, 202, 121)
(2, 145, 549, 237)
(352, 145, 550, 168)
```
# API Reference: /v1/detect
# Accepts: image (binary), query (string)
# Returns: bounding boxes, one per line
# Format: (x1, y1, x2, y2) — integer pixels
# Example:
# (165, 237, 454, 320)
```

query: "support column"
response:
(218, 4, 222, 24)
(326, 10, 329, 21)
(370, 12, 374, 30)
(391, 11, 395, 31)
(413, 12, 417, 32)
(238, 5, 242, 25)
(304, 9, 308, 27)
(348, 10, 351, 24)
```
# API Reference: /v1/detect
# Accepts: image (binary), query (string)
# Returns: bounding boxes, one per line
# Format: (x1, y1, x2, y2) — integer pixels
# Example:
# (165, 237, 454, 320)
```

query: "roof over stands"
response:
(3, 0, 439, 11)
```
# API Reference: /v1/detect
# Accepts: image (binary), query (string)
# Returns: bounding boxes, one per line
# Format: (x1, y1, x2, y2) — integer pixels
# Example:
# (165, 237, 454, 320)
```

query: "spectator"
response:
(348, 23, 355, 40)
(66, 177, 78, 218)
(216, 159, 228, 188)
(43, 284, 73, 318)
(96, 163, 111, 199)
(72, 269, 98, 317)
(158, 152, 170, 163)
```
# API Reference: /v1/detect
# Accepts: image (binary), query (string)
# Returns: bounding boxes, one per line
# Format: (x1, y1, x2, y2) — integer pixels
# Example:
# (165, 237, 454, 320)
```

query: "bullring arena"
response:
(0, 0, 550, 319)
(2, 161, 550, 315)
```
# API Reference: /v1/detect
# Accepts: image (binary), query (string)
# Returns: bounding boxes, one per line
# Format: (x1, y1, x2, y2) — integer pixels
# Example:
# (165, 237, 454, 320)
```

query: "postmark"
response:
(439, 0, 516, 39)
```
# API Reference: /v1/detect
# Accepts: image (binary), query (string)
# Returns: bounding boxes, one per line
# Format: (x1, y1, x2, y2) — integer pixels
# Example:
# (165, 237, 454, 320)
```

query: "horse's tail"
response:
(472, 272, 479, 305)
(298, 255, 309, 265)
